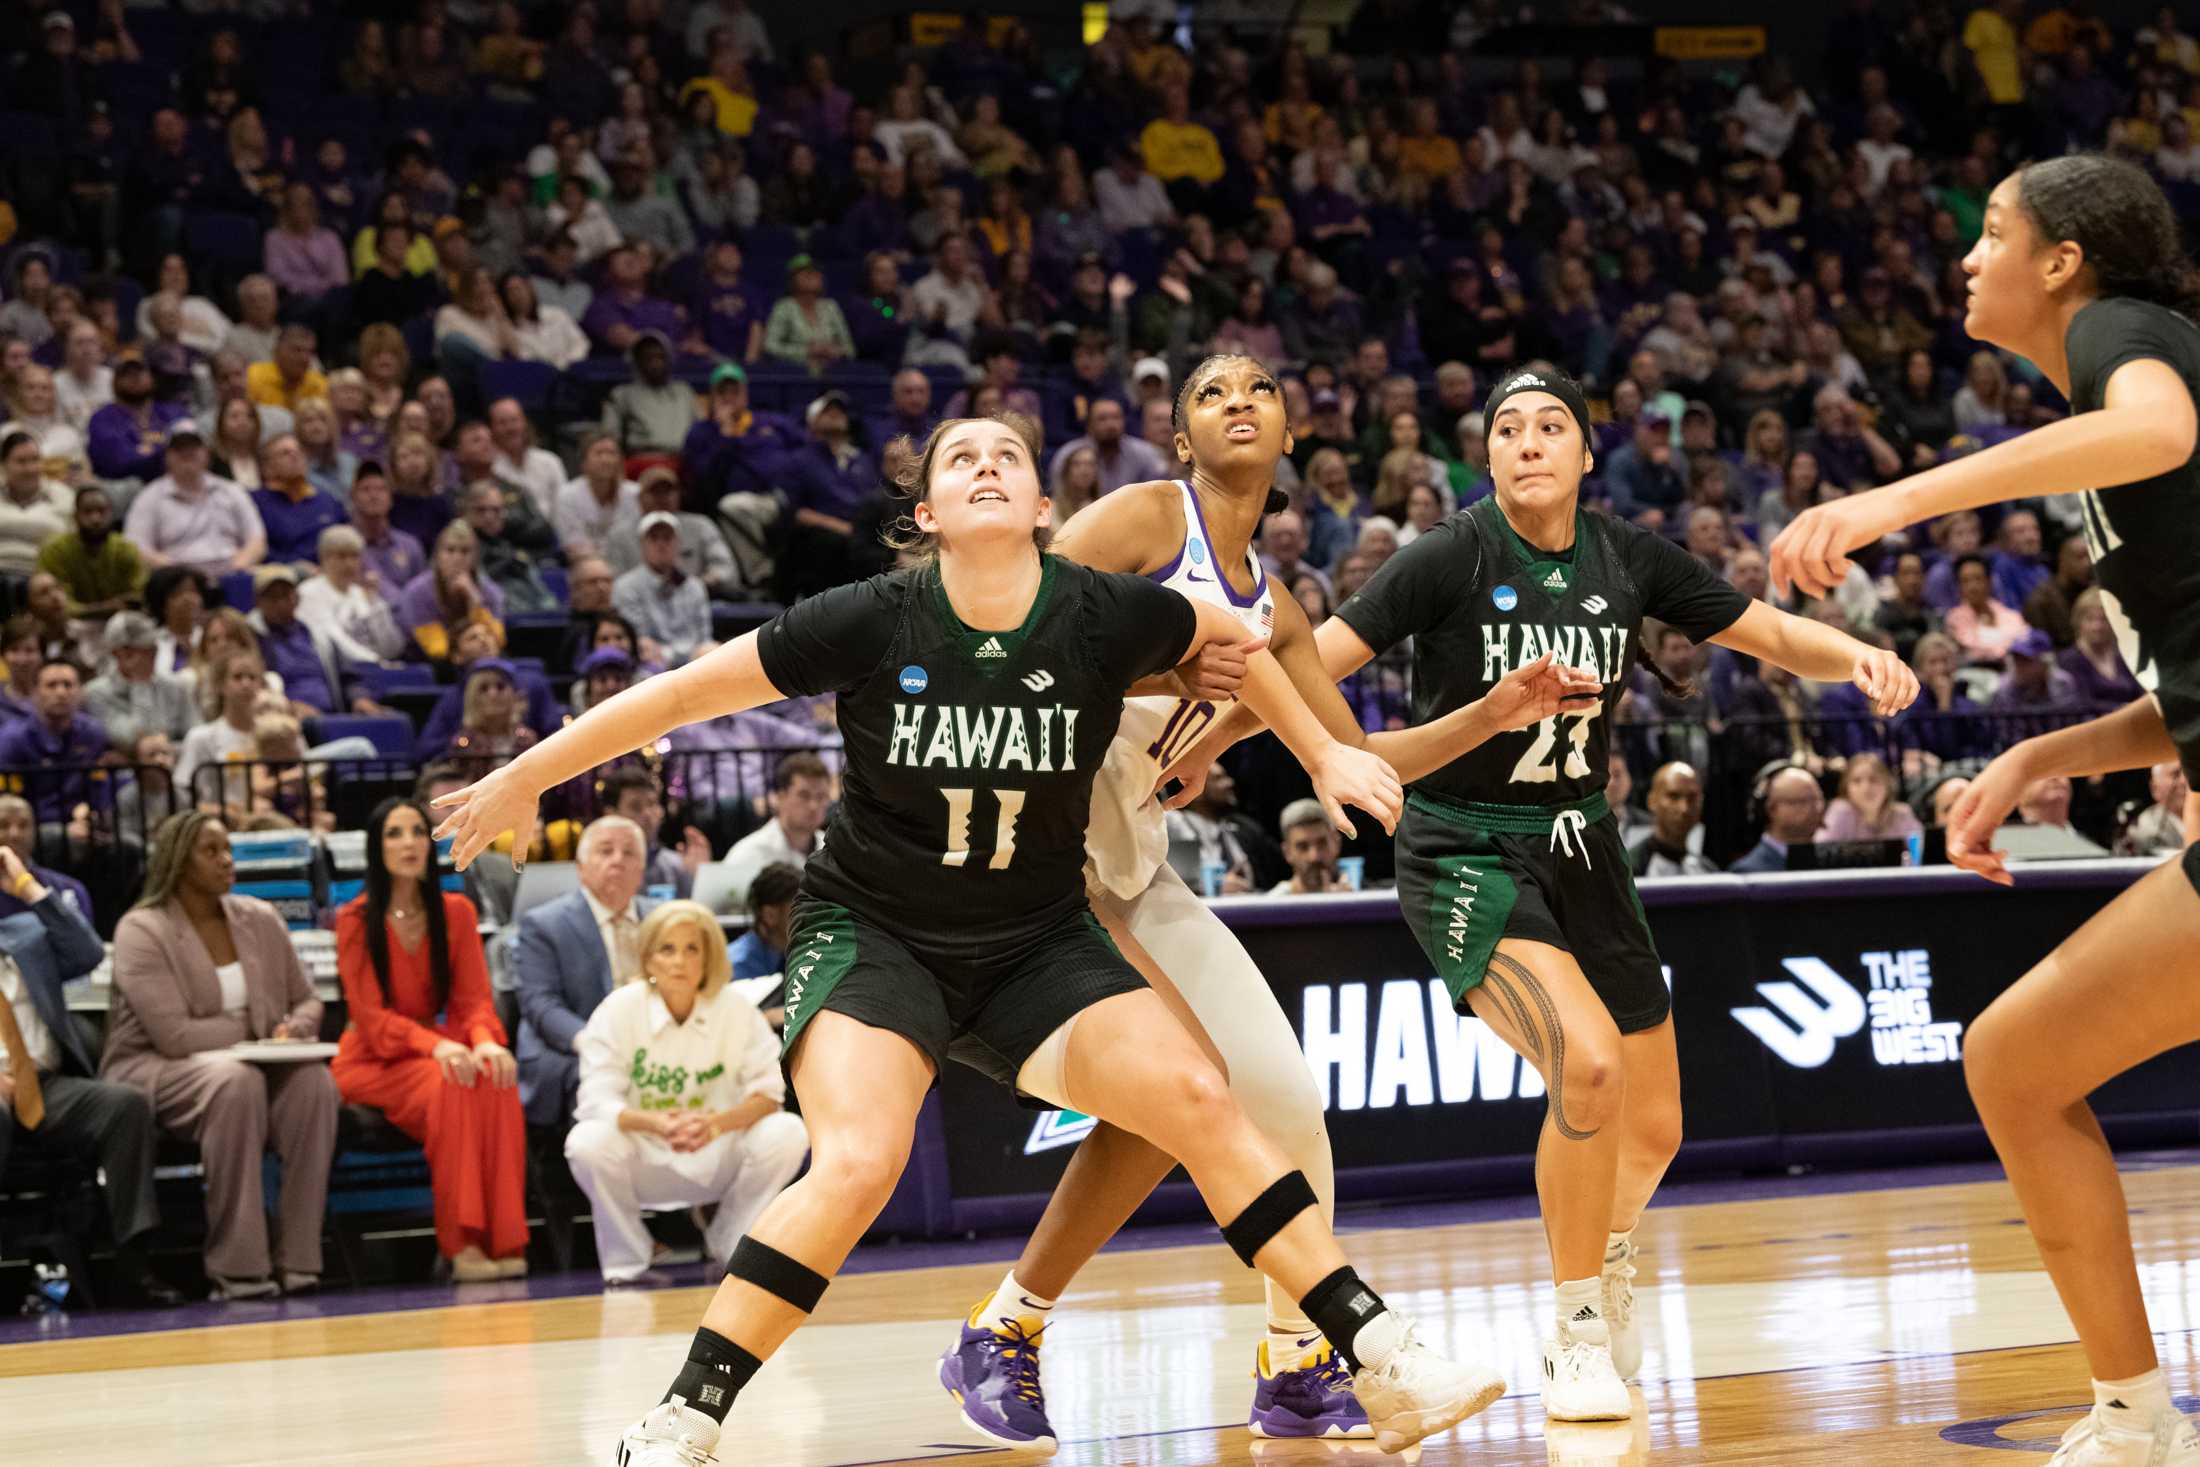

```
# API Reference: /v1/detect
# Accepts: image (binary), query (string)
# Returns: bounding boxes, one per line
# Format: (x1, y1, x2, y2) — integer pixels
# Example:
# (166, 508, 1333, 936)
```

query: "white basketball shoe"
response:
(1601, 1238, 1641, 1380)
(2048, 1406, 2200, 1466)
(612, 1398, 721, 1466)
(1542, 1315, 1633, 1422)
(1349, 1316, 1508, 1454)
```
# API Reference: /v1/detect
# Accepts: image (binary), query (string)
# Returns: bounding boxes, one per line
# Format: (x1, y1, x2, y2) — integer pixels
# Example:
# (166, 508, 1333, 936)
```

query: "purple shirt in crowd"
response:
(257, 618, 335, 712)
(356, 522, 426, 604)
(0, 712, 113, 820)
(252, 484, 350, 566)
(263, 226, 351, 298)
(581, 290, 685, 353)
(693, 275, 761, 359)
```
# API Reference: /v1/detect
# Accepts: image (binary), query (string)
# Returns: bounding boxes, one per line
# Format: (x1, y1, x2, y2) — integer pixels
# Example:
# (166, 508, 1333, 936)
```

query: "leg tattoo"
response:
(1485, 953, 1599, 1142)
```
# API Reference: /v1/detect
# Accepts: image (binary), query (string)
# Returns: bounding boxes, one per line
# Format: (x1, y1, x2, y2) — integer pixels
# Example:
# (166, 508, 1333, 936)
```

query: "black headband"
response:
(1482, 367, 1592, 449)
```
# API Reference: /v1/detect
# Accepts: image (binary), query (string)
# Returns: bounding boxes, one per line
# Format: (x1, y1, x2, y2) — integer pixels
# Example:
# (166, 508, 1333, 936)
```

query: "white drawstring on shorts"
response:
(1550, 808, 1592, 869)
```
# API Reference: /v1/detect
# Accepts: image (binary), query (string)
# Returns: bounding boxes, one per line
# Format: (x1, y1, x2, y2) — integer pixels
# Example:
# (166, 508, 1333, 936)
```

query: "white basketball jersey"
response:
(1087, 480, 1277, 900)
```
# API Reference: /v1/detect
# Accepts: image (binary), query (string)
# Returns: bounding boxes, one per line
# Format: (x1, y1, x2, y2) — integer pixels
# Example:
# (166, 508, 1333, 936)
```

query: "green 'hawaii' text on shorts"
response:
(1393, 789, 1672, 1035)
(777, 895, 1149, 1099)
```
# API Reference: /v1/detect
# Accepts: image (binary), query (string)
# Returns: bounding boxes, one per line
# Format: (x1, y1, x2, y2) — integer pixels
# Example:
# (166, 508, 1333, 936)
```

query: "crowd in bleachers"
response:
(3, 0, 2200, 1299)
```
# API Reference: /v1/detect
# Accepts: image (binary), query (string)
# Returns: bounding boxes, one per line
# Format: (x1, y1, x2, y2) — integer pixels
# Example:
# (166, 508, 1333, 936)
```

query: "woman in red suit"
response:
(333, 796, 529, 1281)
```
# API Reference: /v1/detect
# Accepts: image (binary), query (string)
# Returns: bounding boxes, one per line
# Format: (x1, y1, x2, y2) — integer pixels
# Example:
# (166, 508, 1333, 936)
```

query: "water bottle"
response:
(1199, 860, 1227, 898)
(1336, 856, 1366, 892)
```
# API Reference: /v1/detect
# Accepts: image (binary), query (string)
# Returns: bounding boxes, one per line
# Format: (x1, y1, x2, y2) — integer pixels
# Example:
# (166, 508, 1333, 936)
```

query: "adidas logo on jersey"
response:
(1021, 669, 1055, 692)
(977, 636, 1007, 659)
(1583, 595, 1608, 614)
(1542, 567, 1568, 591)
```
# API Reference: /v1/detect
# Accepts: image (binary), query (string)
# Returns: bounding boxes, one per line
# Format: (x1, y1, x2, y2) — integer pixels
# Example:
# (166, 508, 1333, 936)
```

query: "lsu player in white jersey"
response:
(937, 354, 1600, 1448)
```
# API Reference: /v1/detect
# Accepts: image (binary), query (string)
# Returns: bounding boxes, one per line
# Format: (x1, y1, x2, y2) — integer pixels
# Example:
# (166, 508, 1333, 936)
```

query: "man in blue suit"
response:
(514, 815, 657, 1129)
(0, 846, 181, 1306)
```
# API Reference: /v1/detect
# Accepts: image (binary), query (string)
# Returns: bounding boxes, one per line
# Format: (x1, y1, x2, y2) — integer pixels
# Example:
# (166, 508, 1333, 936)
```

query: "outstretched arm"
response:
(1770, 358, 2198, 597)
(1708, 600, 1918, 715)
(1164, 607, 1600, 801)
(1945, 696, 2179, 886)
(434, 631, 785, 866)
(1181, 597, 1402, 836)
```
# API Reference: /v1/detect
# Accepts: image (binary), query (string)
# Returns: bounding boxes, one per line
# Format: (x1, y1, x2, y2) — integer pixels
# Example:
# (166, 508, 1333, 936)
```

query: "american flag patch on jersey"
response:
(1261, 602, 1274, 631)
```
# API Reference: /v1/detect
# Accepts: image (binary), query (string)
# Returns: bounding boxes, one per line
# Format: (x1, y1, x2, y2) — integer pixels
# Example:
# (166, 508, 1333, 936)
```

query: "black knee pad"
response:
(726, 1236, 829, 1313)
(1219, 1170, 1319, 1267)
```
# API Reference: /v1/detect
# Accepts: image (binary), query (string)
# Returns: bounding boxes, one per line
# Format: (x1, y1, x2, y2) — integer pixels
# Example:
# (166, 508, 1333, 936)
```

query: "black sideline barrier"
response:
(921, 858, 2200, 1237)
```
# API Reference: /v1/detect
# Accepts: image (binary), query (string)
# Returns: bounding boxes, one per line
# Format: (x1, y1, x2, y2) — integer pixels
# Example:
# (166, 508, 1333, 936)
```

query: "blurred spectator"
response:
(583, 246, 683, 357)
(297, 526, 406, 665)
(485, 399, 565, 525)
(1164, 760, 1263, 895)
(1730, 766, 1826, 873)
(1606, 412, 1685, 526)
(1270, 797, 1343, 895)
(86, 351, 188, 483)
(720, 752, 830, 914)
(221, 277, 281, 365)
(1799, 384, 1900, 489)
(292, 398, 359, 501)
(2058, 588, 2145, 713)
(1875, 551, 1936, 664)
(52, 322, 113, 433)
(1946, 552, 2028, 664)
(2014, 775, 2102, 851)
(209, 398, 272, 491)
(555, 432, 640, 559)
(776, 391, 882, 602)
(601, 766, 710, 900)
(614, 513, 713, 664)
(1988, 508, 2050, 610)
(2117, 761, 2190, 857)
(245, 326, 328, 416)
(762, 255, 855, 375)
(2023, 535, 2095, 647)
(0, 657, 108, 841)
(0, 429, 72, 576)
(399, 521, 505, 664)
(263, 184, 349, 306)
(1048, 395, 1167, 498)
(601, 333, 698, 456)
(514, 814, 659, 1128)
(497, 272, 589, 370)
(124, 422, 267, 577)
(346, 464, 427, 605)
(84, 612, 196, 751)
(0, 794, 91, 921)
(730, 861, 801, 1006)
(104, 811, 337, 1300)
(353, 221, 444, 331)
(1818, 753, 1923, 844)
(608, 468, 742, 600)
(565, 899, 806, 1286)
(458, 481, 560, 616)
(247, 566, 346, 717)
(1952, 350, 2011, 432)
(0, 838, 176, 1303)
(692, 242, 764, 365)
(250, 435, 347, 567)
(442, 657, 537, 776)
(1991, 628, 2081, 720)
(1923, 510, 1986, 610)
(604, 152, 694, 261)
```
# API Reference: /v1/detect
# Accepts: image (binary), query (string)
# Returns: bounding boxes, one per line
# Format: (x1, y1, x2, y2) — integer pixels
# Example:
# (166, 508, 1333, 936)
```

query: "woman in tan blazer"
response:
(103, 811, 339, 1299)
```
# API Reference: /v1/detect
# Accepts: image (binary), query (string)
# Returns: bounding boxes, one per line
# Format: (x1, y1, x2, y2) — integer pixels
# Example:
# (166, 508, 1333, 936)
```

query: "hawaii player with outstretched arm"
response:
(433, 412, 1505, 1465)
(1771, 155, 2200, 1467)
(1171, 364, 1914, 1423)
(936, 354, 1600, 1447)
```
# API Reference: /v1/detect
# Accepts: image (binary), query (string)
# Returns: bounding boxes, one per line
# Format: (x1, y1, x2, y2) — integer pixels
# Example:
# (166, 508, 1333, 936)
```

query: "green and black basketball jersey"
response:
(2064, 296, 2200, 776)
(1336, 499, 1750, 807)
(756, 556, 1198, 943)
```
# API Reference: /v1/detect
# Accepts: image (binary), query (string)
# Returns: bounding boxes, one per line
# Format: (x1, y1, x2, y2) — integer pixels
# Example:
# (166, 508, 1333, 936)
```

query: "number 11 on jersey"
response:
(940, 786, 1028, 869)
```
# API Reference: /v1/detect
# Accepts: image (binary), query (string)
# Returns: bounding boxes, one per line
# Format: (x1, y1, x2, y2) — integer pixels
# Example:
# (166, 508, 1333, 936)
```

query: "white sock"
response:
(2095, 1368, 2173, 1426)
(1347, 1308, 1405, 1374)
(1556, 1277, 1605, 1339)
(1265, 1308, 1322, 1373)
(1605, 1229, 1635, 1263)
(977, 1271, 1056, 1332)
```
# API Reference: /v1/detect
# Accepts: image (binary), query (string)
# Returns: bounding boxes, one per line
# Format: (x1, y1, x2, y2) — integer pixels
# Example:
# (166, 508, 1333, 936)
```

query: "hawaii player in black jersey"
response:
(433, 412, 1506, 1464)
(934, 354, 1598, 1447)
(1771, 155, 2200, 1467)
(1171, 364, 1914, 1422)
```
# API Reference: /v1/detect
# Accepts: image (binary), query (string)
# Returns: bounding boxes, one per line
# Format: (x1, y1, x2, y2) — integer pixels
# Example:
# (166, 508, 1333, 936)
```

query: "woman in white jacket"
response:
(565, 899, 810, 1286)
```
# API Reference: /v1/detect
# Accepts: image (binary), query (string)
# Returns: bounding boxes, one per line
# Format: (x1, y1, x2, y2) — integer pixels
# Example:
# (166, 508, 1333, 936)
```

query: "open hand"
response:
(1479, 652, 1601, 734)
(1308, 742, 1404, 838)
(432, 764, 542, 872)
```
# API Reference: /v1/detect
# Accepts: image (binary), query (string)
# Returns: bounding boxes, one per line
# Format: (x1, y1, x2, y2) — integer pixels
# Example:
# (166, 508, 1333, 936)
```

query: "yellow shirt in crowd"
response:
(1963, 7, 2024, 104)
(1141, 118, 1224, 185)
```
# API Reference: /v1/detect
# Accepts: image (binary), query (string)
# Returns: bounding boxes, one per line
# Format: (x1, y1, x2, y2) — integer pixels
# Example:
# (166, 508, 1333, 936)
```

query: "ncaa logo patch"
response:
(898, 665, 929, 695)
(1492, 585, 1519, 612)
(1188, 538, 1206, 566)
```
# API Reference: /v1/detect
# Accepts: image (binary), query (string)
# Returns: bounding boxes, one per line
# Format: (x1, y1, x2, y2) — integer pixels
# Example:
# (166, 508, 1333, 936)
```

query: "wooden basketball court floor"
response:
(9, 1158, 2200, 1466)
